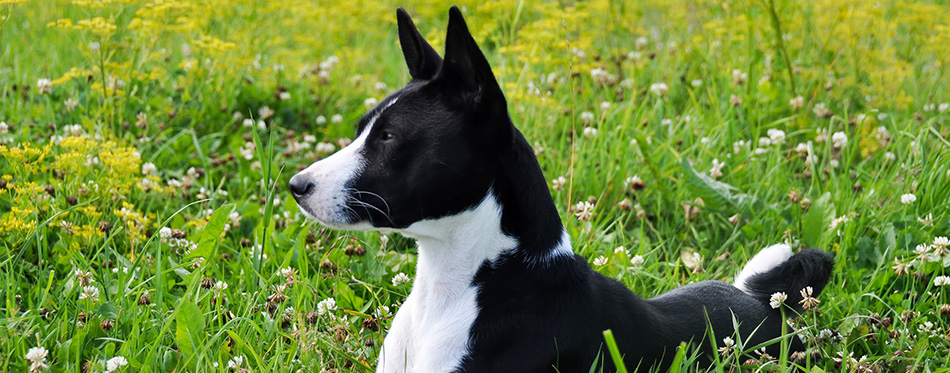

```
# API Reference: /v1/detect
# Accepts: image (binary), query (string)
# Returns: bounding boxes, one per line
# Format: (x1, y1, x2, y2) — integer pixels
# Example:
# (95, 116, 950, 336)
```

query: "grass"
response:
(2, 0, 950, 371)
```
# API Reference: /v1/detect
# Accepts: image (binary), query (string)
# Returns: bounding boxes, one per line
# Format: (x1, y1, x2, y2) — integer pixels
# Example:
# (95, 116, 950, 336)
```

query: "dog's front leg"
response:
(377, 300, 415, 373)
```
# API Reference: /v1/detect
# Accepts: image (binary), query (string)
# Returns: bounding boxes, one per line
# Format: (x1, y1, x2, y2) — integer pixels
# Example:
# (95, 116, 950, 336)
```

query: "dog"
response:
(289, 7, 834, 372)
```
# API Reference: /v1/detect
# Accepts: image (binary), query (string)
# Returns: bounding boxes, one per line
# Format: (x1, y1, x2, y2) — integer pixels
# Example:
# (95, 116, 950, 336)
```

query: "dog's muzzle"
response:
(289, 174, 315, 198)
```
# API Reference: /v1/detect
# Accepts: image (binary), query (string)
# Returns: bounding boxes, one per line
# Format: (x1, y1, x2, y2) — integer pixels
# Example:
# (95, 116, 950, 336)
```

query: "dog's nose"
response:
(289, 175, 314, 197)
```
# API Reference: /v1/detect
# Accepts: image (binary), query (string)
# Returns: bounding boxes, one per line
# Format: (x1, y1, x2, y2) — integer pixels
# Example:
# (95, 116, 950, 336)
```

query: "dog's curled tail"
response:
(734, 244, 835, 314)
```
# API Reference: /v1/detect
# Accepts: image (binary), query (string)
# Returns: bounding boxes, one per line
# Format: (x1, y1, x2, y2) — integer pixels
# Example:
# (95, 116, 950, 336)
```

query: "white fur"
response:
(529, 230, 573, 267)
(293, 98, 398, 229)
(733, 243, 793, 294)
(377, 193, 519, 373)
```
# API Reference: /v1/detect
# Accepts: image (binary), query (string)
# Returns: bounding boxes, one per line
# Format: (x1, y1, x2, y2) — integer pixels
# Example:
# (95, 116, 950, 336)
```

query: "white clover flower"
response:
(729, 94, 742, 107)
(105, 356, 129, 372)
(691, 79, 702, 87)
(813, 103, 831, 118)
(917, 213, 933, 226)
(649, 82, 669, 97)
(141, 162, 157, 176)
(635, 36, 648, 49)
(731, 69, 747, 85)
(829, 215, 850, 231)
(551, 176, 567, 191)
(582, 127, 598, 138)
(25, 346, 49, 372)
(769, 292, 787, 309)
(392, 272, 411, 286)
(158, 227, 172, 240)
(884, 152, 896, 161)
(939, 103, 949, 112)
(732, 140, 746, 154)
(25, 346, 48, 364)
(574, 201, 594, 222)
(718, 336, 735, 356)
(580, 111, 595, 124)
(630, 254, 645, 267)
(331, 114, 343, 124)
(593, 255, 608, 266)
(934, 276, 950, 286)
(661, 118, 673, 126)
(317, 297, 337, 315)
(315, 115, 327, 125)
(228, 355, 244, 369)
(364, 97, 378, 108)
(65, 124, 84, 136)
(242, 118, 254, 128)
(257, 105, 274, 120)
(79, 285, 100, 302)
(65, 98, 79, 112)
(37, 78, 53, 94)
(279, 92, 291, 101)
(900, 193, 917, 205)
(832, 132, 848, 149)
(789, 95, 804, 110)
(709, 159, 725, 179)
(599, 101, 611, 111)
(590, 67, 610, 84)
(613, 246, 629, 256)
(0, 121, 8, 135)
(798, 286, 820, 310)
(315, 141, 336, 155)
(213, 281, 228, 292)
(767, 129, 786, 145)
(256, 120, 266, 131)
(682, 252, 703, 273)
(794, 143, 809, 154)
(758, 137, 772, 147)
(933, 236, 949, 250)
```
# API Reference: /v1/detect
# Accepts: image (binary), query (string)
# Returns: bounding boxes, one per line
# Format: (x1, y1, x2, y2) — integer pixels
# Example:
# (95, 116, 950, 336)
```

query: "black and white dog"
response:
(290, 7, 834, 372)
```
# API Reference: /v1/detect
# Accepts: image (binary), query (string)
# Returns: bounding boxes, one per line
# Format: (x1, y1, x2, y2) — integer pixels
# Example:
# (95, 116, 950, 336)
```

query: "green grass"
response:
(2, 0, 950, 371)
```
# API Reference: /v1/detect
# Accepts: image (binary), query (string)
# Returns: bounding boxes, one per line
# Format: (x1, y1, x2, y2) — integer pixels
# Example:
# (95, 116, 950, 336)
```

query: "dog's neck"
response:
(400, 193, 519, 298)
(398, 129, 573, 291)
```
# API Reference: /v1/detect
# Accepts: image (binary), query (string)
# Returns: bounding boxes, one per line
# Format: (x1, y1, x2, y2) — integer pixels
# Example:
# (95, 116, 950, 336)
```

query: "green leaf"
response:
(96, 301, 119, 319)
(681, 158, 735, 210)
(332, 280, 364, 310)
(175, 300, 205, 368)
(186, 204, 235, 260)
(802, 192, 833, 248)
(163, 349, 178, 372)
(854, 236, 878, 269)
(878, 224, 896, 259)
(602, 329, 629, 373)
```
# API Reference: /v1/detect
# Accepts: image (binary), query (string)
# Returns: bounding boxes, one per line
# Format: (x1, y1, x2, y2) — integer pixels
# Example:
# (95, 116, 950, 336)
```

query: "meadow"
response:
(2, 0, 950, 371)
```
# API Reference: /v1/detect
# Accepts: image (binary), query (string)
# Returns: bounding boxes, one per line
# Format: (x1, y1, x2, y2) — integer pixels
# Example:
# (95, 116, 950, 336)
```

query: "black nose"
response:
(289, 175, 314, 197)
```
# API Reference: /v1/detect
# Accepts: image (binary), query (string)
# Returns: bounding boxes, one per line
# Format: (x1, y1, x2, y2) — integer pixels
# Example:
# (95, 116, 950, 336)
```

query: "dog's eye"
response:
(381, 131, 395, 141)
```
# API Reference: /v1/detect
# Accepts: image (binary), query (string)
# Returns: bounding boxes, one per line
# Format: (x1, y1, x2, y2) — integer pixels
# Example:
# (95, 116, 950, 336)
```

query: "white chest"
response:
(375, 193, 519, 373)
(376, 284, 480, 373)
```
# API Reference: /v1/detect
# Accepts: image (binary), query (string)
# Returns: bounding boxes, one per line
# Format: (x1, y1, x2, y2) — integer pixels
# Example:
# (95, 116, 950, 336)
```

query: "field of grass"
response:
(2, 0, 950, 371)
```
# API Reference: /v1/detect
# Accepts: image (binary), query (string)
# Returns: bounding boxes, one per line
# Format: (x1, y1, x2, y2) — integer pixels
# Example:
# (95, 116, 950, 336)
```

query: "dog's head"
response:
(290, 7, 512, 231)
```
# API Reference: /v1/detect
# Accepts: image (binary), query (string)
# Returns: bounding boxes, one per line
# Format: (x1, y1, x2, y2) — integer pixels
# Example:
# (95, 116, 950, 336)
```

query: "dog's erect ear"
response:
(438, 6, 505, 110)
(397, 8, 442, 80)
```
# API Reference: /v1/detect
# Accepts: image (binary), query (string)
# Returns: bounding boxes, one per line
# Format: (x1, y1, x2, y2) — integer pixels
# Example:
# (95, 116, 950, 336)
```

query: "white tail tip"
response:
(734, 243, 793, 294)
